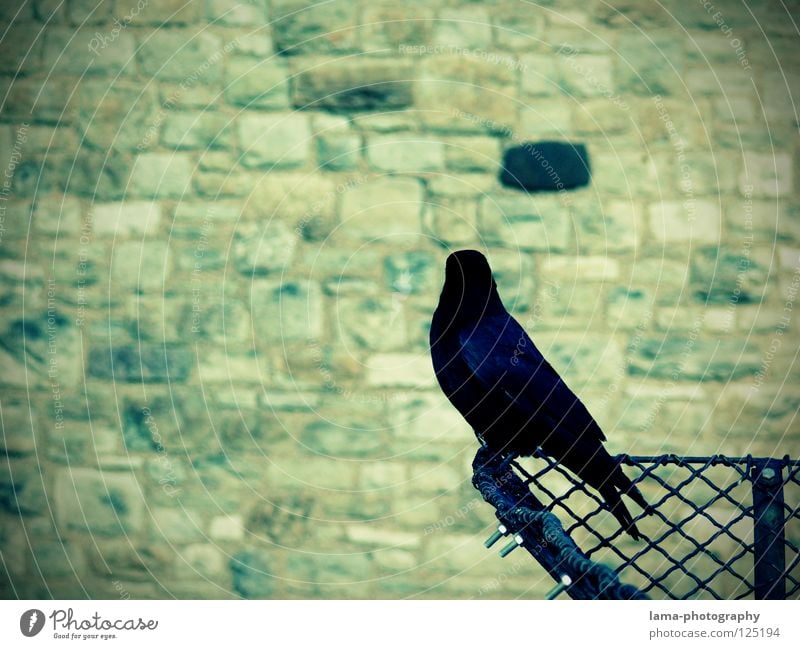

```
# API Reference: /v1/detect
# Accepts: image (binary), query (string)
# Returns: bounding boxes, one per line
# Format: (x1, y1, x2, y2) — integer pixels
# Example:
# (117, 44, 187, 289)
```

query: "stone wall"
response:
(0, 0, 798, 599)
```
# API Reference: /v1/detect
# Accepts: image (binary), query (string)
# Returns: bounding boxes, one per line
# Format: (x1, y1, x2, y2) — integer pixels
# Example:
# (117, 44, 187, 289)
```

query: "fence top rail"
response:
(612, 454, 800, 467)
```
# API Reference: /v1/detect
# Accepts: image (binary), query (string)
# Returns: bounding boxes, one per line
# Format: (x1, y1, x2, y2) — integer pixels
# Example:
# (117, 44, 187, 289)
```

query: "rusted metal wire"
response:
(472, 446, 800, 600)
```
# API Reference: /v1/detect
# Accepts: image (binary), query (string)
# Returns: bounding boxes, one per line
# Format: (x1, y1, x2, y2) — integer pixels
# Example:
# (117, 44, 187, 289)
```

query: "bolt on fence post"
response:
(545, 574, 573, 600)
(484, 524, 508, 548)
(751, 459, 786, 600)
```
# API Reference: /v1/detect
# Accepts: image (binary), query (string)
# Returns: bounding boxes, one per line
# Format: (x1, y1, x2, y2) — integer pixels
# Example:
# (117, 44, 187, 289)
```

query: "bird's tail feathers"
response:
(598, 483, 641, 541)
(612, 467, 655, 515)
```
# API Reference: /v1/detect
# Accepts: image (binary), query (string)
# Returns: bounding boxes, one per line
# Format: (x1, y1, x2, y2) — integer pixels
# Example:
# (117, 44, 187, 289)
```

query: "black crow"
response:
(430, 249, 650, 540)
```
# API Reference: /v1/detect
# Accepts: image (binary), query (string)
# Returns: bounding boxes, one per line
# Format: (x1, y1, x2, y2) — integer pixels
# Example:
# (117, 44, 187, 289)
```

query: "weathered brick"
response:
(301, 419, 387, 459)
(443, 137, 500, 172)
(0, 461, 48, 515)
(384, 250, 438, 295)
(162, 111, 234, 149)
(629, 337, 763, 381)
(335, 296, 408, 352)
(90, 202, 161, 237)
(366, 134, 445, 172)
(761, 71, 800, 121)
(250, 279, 323, 341)
(479, 192, 572, 251)
(210, 514, 245, 541)
(244, 173, 337, 223)
(415, 56, 517, 133)
(54, 468, 145, 535)
(559, 54, 615, 97)
(617, 31, 685, 95)
(591, 151, 651, 196)
(293, 59, 413, 111)
(365, 354, 436, 388)
(346, 524, 419, 548)
(486, 250, 536, 314)
(535, 333, 625, 390)
(492, 8, 544, 50)
(44, 27, 135, 76)
(285, 552, 372, 590)
(231, 549, 273, 598)
(691, 245, 771, 305)
(150, 508, 204, 544)
(427, 174, 495, 197)
(685, 66, 753, 96)
(33, 195, 83, 235)
(77, 80, 157, 151)
(679, 152, 739, 194)
(129, 153, 193, 199)
(340, 177, 423, 243)
(425, 534, 502, 575)
(573, 98, 633, 133)
(391, 393, 470, 442)
(317, 133, 361, 171)
(739, 152, 793, 197)
(535, 281, 606, 330)
(0, 24, 42, 74)
(111, 241, 171, 290)
(424, 199, 478, 246)
(270, 457, 356, 491)
(138, 30, 226, 83)
(233, 220, 298, 275)
(607, 291, 656, 338)
(207, 0, 267, 26)
(541, 256, 620, 281)
(0, 402, 40, 454)
(177, 544, 226, 580)
(359, 462, 408, 491)
(89, 344, 193, 382)
(574, 196, 642, 252)
(520, 55, 560, 96)
(433, 7, 492, 48)
(361, 6, 435, 50)
(239, 113, 311, 168)
(272, 0, 359, 55)
(517, 101, 575, 138)
(193, 170, 261, 198)
(224, 57, 290, 108)
(648, 200, 722, 244)
(196, 350, 265, 383)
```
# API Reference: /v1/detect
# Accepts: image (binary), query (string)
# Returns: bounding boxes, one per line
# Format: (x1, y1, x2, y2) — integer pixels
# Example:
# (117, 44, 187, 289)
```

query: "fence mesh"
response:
(504, 451, 800, 599)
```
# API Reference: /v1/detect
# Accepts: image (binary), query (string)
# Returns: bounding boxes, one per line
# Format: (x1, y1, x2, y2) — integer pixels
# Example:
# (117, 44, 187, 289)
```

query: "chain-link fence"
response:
(473, 447, 800, 600)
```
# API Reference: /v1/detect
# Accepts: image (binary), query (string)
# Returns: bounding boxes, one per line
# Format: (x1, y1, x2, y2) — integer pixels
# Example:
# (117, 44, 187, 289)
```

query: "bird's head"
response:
(440, 250, 502, 319)
(445, 250, 495, 287)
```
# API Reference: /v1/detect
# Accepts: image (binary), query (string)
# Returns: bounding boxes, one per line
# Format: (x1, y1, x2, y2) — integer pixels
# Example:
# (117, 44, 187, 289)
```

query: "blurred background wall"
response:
(0, 0, 798, 598)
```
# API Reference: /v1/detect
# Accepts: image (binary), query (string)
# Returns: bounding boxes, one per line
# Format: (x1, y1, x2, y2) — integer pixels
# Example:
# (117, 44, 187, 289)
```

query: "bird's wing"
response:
(457, 314, 606, 443)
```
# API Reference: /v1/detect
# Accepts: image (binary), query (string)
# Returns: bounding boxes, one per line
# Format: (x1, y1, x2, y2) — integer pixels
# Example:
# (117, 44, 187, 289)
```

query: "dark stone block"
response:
(88, 345, 193, 383)
(67, 147, 131, 200)
(273, 1, 358, 56)
(293, 60, 413, 111)
(231, 549, 273, 598)
(499, 141, 590, 192)
(0, 462, 47, 514)
(691, 246, 769, 305)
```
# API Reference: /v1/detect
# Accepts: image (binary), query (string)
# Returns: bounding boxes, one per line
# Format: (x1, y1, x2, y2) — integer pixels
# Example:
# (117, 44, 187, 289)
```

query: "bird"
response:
(429, 249, 650, 540)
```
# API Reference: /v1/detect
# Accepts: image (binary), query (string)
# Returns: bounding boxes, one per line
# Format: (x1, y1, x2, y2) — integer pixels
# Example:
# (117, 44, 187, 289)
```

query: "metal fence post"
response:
(751, 459, 786, 600)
